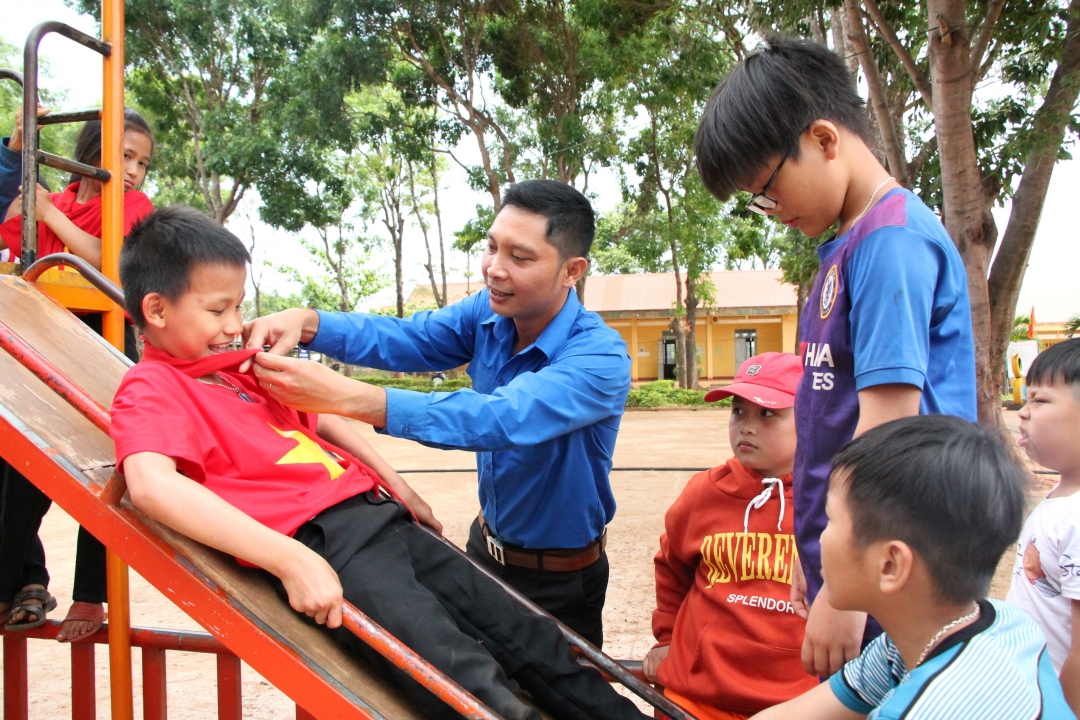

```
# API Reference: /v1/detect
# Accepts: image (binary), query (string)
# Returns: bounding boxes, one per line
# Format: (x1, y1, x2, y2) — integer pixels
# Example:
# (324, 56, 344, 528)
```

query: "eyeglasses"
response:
(745, 153, 788, 216)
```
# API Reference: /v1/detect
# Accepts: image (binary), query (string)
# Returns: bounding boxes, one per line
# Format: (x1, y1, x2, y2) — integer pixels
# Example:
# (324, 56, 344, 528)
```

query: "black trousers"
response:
(465, 518, 609, 648)
(0, 461, 108, 604)
(284, 494, 646, 720)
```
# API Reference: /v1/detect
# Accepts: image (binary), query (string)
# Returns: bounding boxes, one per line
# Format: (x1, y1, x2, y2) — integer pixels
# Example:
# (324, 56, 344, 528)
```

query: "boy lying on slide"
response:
(110, 205, 648, 720)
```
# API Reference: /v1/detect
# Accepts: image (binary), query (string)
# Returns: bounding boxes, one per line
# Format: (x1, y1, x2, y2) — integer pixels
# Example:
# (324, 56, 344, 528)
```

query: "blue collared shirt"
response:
(307, 288, 631, 548)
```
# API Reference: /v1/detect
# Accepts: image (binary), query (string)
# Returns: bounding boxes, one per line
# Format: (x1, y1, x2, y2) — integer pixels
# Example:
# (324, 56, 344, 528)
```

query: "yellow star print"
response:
(270, 424, 345, 480)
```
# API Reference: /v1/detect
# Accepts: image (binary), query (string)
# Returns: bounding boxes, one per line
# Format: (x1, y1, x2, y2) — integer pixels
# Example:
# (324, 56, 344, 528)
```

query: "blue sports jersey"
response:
(795, 189, 976, 604)
(831, 600, 1074, 719)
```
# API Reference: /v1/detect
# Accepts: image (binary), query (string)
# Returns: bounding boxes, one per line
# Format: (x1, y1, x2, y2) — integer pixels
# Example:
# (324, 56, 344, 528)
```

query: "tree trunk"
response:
(668, 240, 689, 388)
(926, 0, 1001, 429)
(844, 0, 909, 186)
(685, 277, 701, 389)
(987, 0, 1080, 400)
(795, 281, 810, 351)
(431, 155, 448, 307)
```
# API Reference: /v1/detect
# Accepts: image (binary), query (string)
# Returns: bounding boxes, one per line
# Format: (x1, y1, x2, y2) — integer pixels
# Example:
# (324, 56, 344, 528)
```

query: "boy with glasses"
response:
(693, 37, 976, 679)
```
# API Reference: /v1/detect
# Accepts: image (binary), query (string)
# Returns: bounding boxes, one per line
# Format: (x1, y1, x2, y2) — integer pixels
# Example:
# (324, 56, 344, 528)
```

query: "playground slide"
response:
(0, 273, 458, 719)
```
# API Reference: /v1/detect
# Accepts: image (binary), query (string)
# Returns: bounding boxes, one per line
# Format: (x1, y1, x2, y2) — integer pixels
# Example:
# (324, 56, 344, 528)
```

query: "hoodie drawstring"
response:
(743, 477, 784, 535)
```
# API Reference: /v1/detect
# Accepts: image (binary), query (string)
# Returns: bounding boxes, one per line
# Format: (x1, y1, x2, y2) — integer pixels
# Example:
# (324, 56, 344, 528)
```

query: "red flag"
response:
(1029, 306, 1036, 339)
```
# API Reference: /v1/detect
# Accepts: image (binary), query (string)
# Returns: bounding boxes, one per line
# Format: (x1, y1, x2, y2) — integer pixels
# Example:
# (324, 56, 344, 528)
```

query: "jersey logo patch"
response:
(820, 264, 839, 319)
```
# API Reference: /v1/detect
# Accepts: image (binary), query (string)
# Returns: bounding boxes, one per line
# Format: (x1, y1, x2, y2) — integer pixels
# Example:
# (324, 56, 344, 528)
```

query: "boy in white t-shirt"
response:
(1007, 337, 1080, 714)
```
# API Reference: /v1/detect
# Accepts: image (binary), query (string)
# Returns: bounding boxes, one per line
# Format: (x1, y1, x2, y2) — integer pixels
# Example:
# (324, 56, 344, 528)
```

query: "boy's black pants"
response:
(0, 460, 107, 604)
(285, 493, 646, 720)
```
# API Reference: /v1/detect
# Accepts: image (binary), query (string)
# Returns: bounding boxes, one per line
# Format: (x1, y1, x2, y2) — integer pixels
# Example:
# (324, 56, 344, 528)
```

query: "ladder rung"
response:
(40, 109, 101, 126)
(36, 150, 111, 183)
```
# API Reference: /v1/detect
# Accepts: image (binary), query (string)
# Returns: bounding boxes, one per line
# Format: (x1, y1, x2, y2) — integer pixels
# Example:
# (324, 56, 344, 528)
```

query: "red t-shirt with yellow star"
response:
(110, 345, 379, 538)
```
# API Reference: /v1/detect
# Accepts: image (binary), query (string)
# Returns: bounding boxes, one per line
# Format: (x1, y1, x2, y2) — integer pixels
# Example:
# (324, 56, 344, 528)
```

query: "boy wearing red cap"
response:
(643, 353, 817, 720)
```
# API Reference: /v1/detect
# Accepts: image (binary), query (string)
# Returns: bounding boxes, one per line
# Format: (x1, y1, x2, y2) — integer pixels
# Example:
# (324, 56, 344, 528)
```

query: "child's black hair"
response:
(694, 36, 871, 202)
(501, 179, 595, 260)
(71, 108, 155, 184)
(121, 205, 250, 328)
(1026, 337, 1080, 389)
(831, 415, 1026, 604)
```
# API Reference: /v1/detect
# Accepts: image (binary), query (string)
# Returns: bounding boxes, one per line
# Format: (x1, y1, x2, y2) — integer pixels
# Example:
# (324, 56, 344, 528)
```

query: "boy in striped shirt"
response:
(754, 415, 1073, 720)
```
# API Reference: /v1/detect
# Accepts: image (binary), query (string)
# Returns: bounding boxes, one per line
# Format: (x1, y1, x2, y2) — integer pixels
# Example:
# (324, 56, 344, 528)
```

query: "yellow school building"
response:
(582, 270, 798, 382)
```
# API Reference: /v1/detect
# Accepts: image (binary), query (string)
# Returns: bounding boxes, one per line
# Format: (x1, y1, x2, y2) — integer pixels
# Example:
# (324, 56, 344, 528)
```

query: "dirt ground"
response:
(3, 408, 1050, 718)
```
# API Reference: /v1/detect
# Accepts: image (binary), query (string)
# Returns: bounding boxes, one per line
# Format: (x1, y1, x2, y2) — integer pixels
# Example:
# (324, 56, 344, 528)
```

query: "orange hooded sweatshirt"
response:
(652, 457, 817, 715)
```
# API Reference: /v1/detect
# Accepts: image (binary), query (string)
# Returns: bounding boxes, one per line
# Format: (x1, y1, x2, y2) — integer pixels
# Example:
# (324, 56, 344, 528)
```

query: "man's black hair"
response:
(71, 108, 155, 184)
(832, 415, 1026, 604)
(694, 36, 871, 202)
(500, 179, 595, 260)
(1026, 337, 1080, 389)
(121, 205, 250, 328)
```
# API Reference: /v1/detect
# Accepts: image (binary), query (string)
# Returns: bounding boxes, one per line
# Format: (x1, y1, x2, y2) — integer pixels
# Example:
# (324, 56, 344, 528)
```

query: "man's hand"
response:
(801, 585, 865, 678)
(240, 308, 320, 372)
(276, 543, 344, 628)
(642, 645, 670, 683)
(252, 352, 389, 426)
(252, 352, 353, 414)
(9, 104, 49, 152)
(791, 560, 810, 619)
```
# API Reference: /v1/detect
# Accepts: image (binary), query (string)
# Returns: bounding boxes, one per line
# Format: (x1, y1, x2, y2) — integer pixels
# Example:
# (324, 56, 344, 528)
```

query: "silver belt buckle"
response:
(486, 533, 506, 565)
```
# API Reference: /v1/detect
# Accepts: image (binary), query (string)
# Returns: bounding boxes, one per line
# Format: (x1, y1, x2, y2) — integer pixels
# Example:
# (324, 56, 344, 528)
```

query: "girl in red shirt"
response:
(0, 107, 154, 267)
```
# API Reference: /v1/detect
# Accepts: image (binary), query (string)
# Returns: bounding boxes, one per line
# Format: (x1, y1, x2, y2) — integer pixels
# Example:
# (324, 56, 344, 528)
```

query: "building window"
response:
(735, 329, 757, 367)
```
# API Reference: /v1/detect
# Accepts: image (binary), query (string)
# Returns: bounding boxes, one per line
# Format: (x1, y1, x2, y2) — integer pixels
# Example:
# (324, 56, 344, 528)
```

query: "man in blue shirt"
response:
(242, 180, 631, 647)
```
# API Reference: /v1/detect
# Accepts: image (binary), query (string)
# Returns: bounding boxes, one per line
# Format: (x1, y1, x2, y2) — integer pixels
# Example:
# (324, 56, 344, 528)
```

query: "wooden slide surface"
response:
(0, 274, 429, 719)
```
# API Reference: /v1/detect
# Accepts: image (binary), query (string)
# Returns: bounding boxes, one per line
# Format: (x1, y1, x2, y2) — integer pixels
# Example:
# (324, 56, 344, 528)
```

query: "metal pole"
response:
(101, 1, 134, 717)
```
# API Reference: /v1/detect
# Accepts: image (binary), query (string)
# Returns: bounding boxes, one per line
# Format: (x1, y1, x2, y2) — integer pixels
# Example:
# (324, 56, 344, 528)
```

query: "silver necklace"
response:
(198, 373, 255, 402)
(848, 176, 895, 229)
(916, 602, 980, 666)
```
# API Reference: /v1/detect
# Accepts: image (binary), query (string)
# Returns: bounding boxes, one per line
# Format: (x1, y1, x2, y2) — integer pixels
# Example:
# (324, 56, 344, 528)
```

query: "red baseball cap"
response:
(703, 352, 803, 408)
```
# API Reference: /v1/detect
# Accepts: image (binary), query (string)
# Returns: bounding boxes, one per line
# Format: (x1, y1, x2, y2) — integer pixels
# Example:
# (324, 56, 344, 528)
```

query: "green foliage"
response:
(453, 205, 496, 256)
(71, 0, 380, 222)
(354, 375, 472, 393)
(592, 205, 672, 275)
(1066, 314, 1079, 338)
(625, 379, 729, 408)
(275, 230, 386, 313)
(371, 299, 439, 317)
(242, 289, 307, 321)
(1012, 314, 1032, 342)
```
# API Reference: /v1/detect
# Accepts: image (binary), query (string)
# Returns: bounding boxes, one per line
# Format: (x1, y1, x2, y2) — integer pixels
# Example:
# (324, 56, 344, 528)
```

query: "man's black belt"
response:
(478, 513, 606, 572)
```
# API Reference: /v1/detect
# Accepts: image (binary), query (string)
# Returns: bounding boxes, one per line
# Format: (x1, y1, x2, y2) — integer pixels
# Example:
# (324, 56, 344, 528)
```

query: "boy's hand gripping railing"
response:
(0, 315, 504, 720)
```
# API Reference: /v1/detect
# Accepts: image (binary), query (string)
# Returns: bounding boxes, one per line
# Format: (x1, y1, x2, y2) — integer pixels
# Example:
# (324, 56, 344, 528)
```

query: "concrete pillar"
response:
(630, 318, 639, 381)
(705, 316, 714, 379)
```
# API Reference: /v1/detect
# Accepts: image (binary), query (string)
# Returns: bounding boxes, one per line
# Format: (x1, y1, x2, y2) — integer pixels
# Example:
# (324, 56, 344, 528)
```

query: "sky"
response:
(7, 2, 1078, 321)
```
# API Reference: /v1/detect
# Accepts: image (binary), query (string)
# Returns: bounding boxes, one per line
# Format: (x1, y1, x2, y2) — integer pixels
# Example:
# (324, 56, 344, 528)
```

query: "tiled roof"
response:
(407, 270, 797, 313)
(582, 270, 796, 313)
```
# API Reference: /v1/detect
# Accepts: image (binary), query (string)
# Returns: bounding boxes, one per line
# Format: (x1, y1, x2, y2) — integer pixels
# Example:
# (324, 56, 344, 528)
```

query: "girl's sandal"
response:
(57, 602, 107, 643)
(4, 587, 58, 631)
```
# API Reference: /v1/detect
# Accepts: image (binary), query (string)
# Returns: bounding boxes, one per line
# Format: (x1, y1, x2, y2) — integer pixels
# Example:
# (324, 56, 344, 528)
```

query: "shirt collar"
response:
(481, 288, 581, 359)
(141, 342, 259, 378)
